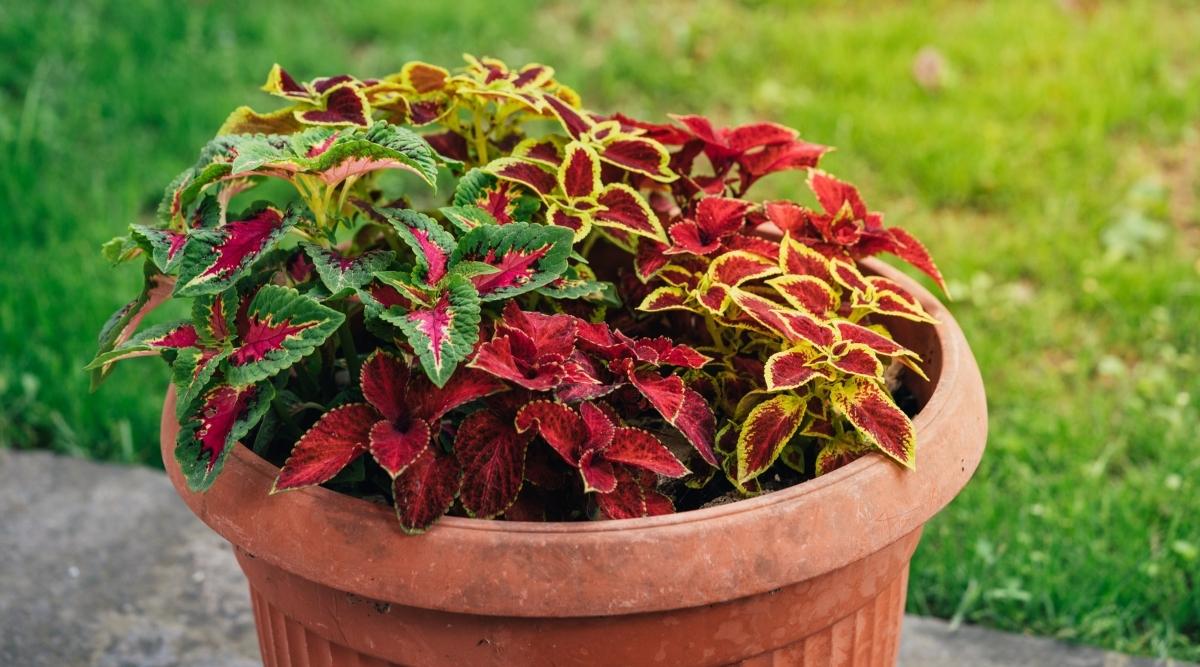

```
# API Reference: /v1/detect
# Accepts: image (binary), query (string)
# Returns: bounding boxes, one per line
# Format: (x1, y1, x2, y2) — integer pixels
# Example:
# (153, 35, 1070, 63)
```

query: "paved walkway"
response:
(0, 449, 1191, 667)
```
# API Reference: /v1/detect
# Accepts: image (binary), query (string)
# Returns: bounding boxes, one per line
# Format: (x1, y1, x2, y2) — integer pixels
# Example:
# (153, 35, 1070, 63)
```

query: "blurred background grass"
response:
(2, 0, 1198, 659)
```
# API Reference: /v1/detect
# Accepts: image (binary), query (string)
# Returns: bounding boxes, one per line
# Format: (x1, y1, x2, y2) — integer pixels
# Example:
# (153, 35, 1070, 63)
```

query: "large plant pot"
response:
(161, 258, 986, 667)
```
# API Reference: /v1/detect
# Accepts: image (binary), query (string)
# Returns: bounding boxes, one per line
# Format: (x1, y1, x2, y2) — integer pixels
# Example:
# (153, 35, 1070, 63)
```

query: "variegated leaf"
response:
(175, 381, 274, 492)
(174, 205, 298, 297)
(224, 285, 344, 386)
(448, 221, 573, 301)
(386, 273, 481, 387)
(455, 410, 531, 519)
(303, 243, 395, 298)
(736, 393, 806, 483)
(829, 377, 916, 468)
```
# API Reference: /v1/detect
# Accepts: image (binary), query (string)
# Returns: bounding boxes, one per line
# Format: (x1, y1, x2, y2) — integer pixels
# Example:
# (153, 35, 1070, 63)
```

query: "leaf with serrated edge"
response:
(225, 285, 345, 386)
(593, 183, 667, 243)
(764, 347, 826, 392)
(627, 370, 717, 465)
(455, 410, 531, 518)
(736, 393, 806, 483)
(829, 376, 915, 468)
(303, 244, 395, 298)
(392, 449, 463, 534)
(175, 382, 274, 492)
(386, 273, 481, 387)
(272, 403, 377, 491)
(174, 205, 297, 297)
(449, 221, 572, 301)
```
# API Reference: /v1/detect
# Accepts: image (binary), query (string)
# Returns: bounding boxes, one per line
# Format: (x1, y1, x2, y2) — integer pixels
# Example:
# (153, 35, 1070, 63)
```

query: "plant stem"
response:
(337, 313, 361, 386)
(271, 394, 302, 442)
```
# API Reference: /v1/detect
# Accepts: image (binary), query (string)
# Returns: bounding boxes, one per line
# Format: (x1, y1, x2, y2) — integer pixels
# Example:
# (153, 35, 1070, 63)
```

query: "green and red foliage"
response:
(93, 56, 945, 533)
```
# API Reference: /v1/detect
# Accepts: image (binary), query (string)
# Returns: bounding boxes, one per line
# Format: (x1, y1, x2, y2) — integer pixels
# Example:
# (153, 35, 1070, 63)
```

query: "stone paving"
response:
(0, 449, 1192, 667)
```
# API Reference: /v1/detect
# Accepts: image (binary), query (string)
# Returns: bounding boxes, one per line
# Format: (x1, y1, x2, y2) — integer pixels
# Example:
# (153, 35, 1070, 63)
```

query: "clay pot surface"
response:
(162, 257, 987, 666)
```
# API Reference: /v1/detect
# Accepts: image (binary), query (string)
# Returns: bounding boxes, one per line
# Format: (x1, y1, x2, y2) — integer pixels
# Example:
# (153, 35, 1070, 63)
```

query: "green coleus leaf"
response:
(90, 262, 175, 390)
(157, 136, 240, 224)
(173, 204, 298, 297)
(171, 347, 231, 420)
(100, 234, 142, 266)
(448, 221, 573, 301)
(383, 273, 481, 387)
(233, 122, 440, 189)
(383, 208, 455, 287)
(537, 264, 621, 305)
(175, 381, 274, 492)
(302, 243, 395, 298)
(451, 169, 541, 227)
(224, 285, 346, 386)
(85, 321, 201, 369)
(439, 205, 498, 233)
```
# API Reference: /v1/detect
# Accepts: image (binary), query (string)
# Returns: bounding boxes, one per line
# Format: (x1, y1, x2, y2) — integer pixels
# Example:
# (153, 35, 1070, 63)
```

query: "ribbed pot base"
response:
(240, 540, 912, 667)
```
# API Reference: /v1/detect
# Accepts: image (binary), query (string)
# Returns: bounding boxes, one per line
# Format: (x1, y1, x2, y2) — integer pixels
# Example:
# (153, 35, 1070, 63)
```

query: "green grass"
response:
(3, 0, 1199, 658)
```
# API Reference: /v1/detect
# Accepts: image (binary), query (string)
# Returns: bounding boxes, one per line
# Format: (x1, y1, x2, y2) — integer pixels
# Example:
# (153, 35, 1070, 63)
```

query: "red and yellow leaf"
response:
(558, 141, 601, 200)
(764, 347, 826, 392)
(829, 377, 916, 468)
(594, 183, 668, 243)
(735, 393, 806, 483)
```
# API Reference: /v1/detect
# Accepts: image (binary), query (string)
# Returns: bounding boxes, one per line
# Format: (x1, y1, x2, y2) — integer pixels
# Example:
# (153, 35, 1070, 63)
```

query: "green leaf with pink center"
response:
(174, 204, 298, 297)
(302, 243, 396, 298)
(386, 273, 482, 387)
(448, 221, 573, 301)
(175, 381, 274, 492)
(224, 285, 345, 386)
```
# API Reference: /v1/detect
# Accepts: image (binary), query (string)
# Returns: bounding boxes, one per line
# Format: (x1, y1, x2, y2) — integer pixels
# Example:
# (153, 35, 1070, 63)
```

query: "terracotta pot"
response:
(161, 258, 986, 667)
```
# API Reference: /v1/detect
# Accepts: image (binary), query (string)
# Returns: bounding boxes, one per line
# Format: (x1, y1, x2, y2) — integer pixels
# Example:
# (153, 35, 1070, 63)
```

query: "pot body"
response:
(238, 530, 919, 667)
(161, 259, 987, 667)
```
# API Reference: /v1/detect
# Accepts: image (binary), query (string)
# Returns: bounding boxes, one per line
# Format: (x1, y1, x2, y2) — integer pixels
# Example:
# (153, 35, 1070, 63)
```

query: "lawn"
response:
(2, 0, 1198, 659)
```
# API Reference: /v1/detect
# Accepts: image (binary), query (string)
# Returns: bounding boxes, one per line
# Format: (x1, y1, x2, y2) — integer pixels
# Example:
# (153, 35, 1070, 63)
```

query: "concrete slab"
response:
(0, 449, 1192, 667)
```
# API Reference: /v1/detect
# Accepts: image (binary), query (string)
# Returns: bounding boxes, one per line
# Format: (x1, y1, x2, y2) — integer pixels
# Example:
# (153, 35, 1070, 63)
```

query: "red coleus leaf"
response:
(835, 322, 913, 358)
(780, 236, 835, 283)
(487, 158, 557, 196)
(736, 393, 806, 483)
(455, 410, 532, 518)
(558, 142, 601, 199)
(594, 184, 668, 243)
(516, 401, 685, 494)
(667, 196, 752, 256)
(831, 343, 884, 378)
(262, 64, 312, 100)
(370, 418, 432, 478)
(638, 285, 691, 312)
(764, 200, 811, 234)
(175, 382, 274, 492)
(175, 206, 296, 296)
(739, 139, 828, 176)
(767, 275, 840, 317)
(707, 250, 780, 286)
(764, 347, 828, 392)
(296, 84, 371, 127)
(604, 427, 689, 478)
(540, 92, 593, 140)
(515, 400, 589, 465)
(810, 170, 868, 220)
(627, 370, 717, 465)
(882, 226, 946, 291)
(830, 377, 915, 468)
(815, 437, 872, 476)
(600, 137, 672, 181)
(392, 448, 463, 534)
(470, 304, 589, 391)
(272, 403, 378, 492)
(634, 238, 671, 281)
(595, 467, 674, 520)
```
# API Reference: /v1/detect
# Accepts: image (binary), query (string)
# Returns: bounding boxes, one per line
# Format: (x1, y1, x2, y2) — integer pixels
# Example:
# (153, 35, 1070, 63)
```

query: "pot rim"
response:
(162, 256, 987, 617)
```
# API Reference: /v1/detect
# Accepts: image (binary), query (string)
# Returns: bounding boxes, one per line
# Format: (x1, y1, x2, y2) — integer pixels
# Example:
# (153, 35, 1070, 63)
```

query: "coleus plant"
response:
(93, 55, 946, 533)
